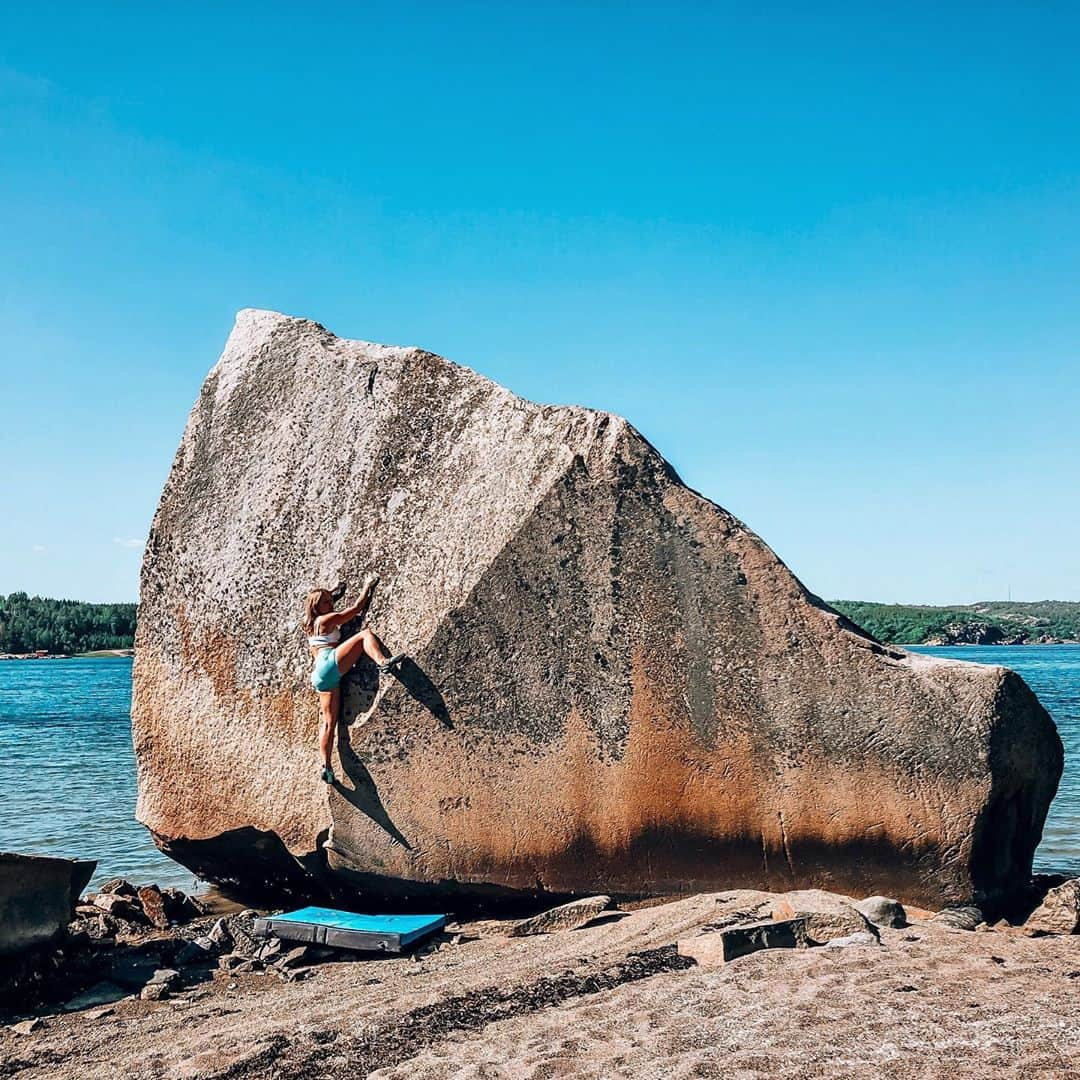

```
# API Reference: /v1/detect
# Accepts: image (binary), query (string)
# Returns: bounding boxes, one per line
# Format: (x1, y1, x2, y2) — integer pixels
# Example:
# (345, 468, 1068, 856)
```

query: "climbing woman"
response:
(303, 574, 406, 785)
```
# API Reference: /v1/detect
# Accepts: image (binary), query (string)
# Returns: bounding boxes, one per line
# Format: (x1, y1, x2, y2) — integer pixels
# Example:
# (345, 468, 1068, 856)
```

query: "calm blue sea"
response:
(0, 647, 1077, 891)
(0, 657, 197, 891)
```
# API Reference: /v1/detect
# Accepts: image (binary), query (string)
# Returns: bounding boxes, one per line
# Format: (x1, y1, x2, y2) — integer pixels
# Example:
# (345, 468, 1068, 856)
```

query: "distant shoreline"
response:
(831, 599, 1080, 647)
(0, 648, 134, 660)
(898, 640, 1080, 648)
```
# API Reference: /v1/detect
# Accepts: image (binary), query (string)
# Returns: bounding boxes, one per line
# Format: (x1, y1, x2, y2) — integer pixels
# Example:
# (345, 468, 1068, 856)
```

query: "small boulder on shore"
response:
(1024, 878, 1080, 935)
(770, 890, 878, 945)
(137, 885, 171, 929)
(0, 852, 96, 959)
(99, 878, 137, 898)
(931, 905, 984, 932)
(679, 917, 809, 968)
(508, 896, 613, 937)
(89, 893, 145, 923)
(855, 896, 906, 929)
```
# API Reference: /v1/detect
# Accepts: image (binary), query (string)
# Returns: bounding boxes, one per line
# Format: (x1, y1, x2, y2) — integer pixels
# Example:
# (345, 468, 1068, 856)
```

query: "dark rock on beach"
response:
(0, 853, 96, 957)
(678, 916, 809, 967)
(136, 884, 170, 929)
(132, 310, 1063, 910)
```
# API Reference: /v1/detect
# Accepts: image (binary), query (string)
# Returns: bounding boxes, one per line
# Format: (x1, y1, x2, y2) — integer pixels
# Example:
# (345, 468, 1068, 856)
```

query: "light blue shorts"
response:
(311, 647, 340, 692)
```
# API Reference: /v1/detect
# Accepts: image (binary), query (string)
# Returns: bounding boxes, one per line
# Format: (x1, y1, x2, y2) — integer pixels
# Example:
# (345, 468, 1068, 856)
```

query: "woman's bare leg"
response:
(318, 687, 339, 774)
(335, 627, 391, 675)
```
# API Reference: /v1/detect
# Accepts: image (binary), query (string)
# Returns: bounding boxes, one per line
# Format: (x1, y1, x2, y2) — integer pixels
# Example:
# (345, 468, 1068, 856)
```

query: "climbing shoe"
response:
(378, 652, 407, 674)
(320, 766, 335, 785)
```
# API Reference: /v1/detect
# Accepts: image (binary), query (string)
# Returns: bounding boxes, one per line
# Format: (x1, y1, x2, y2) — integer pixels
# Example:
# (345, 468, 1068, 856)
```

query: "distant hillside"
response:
(831, 600, 1080, 646)
(0, 593, 136, 654)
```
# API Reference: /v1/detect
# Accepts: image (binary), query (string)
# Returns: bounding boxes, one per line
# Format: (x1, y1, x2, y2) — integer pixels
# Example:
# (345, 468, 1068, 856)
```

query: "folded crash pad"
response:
(253, 906, 446, 953)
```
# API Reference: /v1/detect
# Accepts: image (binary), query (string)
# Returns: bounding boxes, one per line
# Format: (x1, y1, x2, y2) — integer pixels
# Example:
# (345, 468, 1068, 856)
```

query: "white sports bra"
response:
(308, 624, 341, 648)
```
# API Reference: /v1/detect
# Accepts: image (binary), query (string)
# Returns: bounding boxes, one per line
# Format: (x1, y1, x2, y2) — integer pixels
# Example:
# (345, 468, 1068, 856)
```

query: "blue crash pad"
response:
(253, 906, 447, 954)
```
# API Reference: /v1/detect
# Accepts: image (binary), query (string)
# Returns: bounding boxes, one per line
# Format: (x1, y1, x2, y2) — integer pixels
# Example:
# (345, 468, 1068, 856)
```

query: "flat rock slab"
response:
(90, 893, 144, 922)
(931, 905, 985, 932)
(508, 896, 613, 937)
(771, 889, 878, 945)
(822, 930, 880, 949)
(678, 917, 809, 967)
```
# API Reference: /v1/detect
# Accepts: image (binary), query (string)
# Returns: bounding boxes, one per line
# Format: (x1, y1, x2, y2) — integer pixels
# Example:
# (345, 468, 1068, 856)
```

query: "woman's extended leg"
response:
(335, 627, 393, 675)
(318, 687, 339, 782)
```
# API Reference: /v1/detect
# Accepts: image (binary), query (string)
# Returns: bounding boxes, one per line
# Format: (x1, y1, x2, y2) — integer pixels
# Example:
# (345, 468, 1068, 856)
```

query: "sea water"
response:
(0, 657, 197, 891)
(0, 648, 1077, 891)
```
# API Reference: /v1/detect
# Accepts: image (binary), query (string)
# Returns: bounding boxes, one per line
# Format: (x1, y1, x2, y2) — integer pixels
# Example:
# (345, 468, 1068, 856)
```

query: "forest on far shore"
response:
(2, 593, 1078, 655)
(830, 599, 1080, 646)
(0, 593, 136, 654)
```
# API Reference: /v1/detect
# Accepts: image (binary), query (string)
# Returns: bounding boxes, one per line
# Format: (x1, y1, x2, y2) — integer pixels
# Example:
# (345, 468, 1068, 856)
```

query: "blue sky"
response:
(1, 3, 1078, 604)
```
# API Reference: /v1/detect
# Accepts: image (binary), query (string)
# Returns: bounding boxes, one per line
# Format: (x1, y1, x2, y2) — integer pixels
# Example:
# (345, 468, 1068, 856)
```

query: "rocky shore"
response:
(922, 624, 1079, 646)
(3, 874, 1079, 1078)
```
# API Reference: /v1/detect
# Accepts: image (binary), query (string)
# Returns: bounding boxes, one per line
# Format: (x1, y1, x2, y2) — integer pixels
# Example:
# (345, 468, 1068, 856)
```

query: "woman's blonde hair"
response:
(302, 589, 329, 634)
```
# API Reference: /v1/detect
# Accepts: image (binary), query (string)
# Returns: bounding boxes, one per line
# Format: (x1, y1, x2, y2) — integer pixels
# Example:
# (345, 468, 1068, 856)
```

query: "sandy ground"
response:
(2, 892, 1078, 1080)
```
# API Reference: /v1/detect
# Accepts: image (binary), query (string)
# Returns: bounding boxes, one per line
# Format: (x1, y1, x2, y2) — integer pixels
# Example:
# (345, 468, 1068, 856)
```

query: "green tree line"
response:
(831, 600, 1080, 645)
(0, 593, 136, 654)
(3, 591, 1077, 654)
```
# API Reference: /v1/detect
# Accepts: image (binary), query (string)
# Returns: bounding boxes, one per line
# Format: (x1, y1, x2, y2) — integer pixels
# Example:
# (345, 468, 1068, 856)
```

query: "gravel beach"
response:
(4, 891, 1078, 1080)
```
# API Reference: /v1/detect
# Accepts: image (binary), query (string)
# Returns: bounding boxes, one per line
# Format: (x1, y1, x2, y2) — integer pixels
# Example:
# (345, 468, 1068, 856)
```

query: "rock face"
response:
(133, 310, 1063, 910)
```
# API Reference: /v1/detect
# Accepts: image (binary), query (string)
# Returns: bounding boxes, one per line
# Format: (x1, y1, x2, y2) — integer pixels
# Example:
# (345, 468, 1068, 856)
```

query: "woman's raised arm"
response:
(316, 573, 379, 633)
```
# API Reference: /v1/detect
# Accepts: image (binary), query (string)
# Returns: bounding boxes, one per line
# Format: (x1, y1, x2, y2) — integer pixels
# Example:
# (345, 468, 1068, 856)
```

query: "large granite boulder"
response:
(133, 310, 1062, 909)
